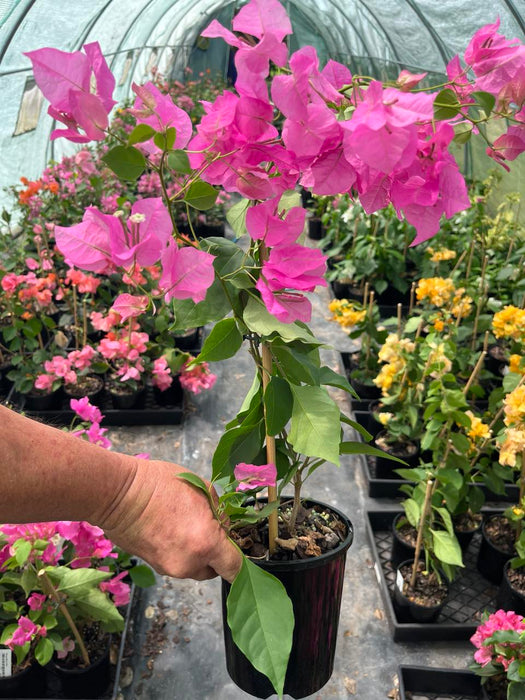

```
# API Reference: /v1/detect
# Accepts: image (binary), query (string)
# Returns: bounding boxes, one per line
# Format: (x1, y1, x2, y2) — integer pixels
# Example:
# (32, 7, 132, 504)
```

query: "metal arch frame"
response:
(501, 0, 525, 36)
(348, 0, 403, 64)
(0, 0, 36, 64)
(72, 0, 115, 50)
(403, 0, 452, 67)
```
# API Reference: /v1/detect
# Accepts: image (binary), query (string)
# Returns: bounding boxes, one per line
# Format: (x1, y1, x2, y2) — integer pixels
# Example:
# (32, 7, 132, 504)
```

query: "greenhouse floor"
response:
(111, 287, 473, 700)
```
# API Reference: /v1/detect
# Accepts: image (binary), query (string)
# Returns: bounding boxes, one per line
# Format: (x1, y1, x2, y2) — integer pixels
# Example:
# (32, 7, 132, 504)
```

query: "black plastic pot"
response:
(330, 280, 363, 301)
(0, 661, 46, 699)
(484, 344, 508, 376)
(496, 561, 525, 616)
(196, 221, 225, 238)
(24, 389, 63, 411)
(152, 375, 183, 406)
(63, 374, 105, 406)
(373, 432, 418, 479)
(307, 217, 324, 240)
(349, 375, 381, 401)
(0, 363, 13, 396)
(50, 636, 111, 699)
(173, 327, 201, 351)
(454, 514, 483, 552)
(391, 514, 418, 569)
(221, 500, 353, 699)
(393, 560, 448, 624)
(108, 384, 146, 410)
(476, 515, 514, 584)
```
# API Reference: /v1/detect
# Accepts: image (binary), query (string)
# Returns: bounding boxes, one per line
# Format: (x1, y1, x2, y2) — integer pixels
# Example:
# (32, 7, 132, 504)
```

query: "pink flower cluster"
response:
(34, 345, 96, 392)
(0, 523, 62, 570)
(65, 268, 101, 294)
(234, 462, 277, 491)
(152, 356, 173, 391)
(179, 359, 217, 394)
(4, 617, 47, 652)
(57, 521, 116, 568)
(471, 609, 525, 669)
(70, 397, 111, 448)
(1, 270, 57, 309)
(97, 328, 149, 383)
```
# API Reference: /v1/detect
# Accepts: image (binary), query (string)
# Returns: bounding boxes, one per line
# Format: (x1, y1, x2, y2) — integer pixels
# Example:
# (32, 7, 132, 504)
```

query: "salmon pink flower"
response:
(110, 293, 149, 322)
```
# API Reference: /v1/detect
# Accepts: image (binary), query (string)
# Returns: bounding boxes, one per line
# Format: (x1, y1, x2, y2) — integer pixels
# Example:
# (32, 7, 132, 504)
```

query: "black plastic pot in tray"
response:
(0, 584, 138, 699)
(9, 385, 184, 427)
(364, 454, 520, 503)
(398, 666, 483, 699)
(366, 510, 500, 642)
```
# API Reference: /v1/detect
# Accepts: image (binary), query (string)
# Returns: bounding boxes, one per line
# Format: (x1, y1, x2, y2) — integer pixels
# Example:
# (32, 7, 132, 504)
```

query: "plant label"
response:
(0, 649, 11, 677)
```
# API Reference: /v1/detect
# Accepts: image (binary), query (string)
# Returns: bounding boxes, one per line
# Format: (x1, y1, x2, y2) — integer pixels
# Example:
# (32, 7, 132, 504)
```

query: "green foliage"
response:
(101, 145, 146, 180)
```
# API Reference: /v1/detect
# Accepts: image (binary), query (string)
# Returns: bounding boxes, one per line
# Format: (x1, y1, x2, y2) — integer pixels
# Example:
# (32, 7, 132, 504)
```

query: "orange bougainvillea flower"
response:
(18, 177, 43, 205)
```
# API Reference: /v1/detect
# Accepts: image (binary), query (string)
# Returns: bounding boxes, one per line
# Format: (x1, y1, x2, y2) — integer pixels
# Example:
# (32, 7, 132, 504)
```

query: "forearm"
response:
(0, 404, 137, 525)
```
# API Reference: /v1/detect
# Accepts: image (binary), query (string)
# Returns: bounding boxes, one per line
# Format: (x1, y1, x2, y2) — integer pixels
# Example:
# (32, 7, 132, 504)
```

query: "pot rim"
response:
(243, 497, 353, 573)
(395, 558, 449, 609)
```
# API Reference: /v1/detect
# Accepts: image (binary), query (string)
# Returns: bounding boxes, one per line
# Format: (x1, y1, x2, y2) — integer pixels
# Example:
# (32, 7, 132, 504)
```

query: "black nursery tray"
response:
(398, 666, 483, 700)
(363, 453, 520, 503)
(4, 584, 139, 700)
(366, 510, 500, 642)
(9, 385, 184, 427)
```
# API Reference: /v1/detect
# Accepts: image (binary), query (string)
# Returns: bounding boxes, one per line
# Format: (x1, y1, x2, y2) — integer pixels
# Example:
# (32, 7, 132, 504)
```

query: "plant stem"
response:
(465, 240, 475, 282)
(288, 469, 303, 536)
(463, 351, 487, 396)
(37, 570, 91, 666)
(409, 281, 416, 316)
(261, 342, 278, 555)
(72, 285, 79, 350)
(82, 300, 87, 347)
(410, 478, 434, 589)
(397, 303, 402, 336)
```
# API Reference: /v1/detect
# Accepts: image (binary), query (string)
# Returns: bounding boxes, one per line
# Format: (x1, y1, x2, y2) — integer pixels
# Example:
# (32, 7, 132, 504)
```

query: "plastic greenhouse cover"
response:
(0, 0, 523, 208)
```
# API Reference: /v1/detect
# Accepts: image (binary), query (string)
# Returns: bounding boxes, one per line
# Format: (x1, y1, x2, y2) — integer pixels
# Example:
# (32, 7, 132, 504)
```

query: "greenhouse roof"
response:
(0, 0, 524, 204)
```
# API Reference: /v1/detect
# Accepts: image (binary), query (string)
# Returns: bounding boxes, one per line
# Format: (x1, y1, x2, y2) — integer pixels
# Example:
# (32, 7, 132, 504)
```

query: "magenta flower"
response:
(246, 200, 306, 247)
(27, 593, 47, 611)
(131, 81, 192, 147)
(110, 293, 149, 322)
(234, 463, 277, 491)
(160, 240, 215, 304)
(109, 198, 172, 268)
(24, 42, 115, 142)
(70, 397, 103, 424)
(100, 571, 131, 607)
(56, 521, 116, 567)
(56, 637, 76, 660)
(256, 278, 312, 324)
(54, 207, 116, 273)
(261, 244, 327, 293)
(5, 617, 46, 651)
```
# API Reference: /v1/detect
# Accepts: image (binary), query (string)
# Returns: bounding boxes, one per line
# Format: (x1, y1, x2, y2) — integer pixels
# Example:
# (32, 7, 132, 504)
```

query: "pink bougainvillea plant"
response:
(25, 1, 525, 694)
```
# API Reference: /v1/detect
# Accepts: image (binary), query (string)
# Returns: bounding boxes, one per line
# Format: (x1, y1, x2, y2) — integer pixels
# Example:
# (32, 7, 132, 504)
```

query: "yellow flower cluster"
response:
(499, 427, 525, 467)
(504, 385, 525, 427)
(465, 410, 491, 442)
(328, 299, 367, 329)
(378, 412, 393, 425)
(493, 306, 525, 342)
(416, 277, 456, 307)
(428, 248, 457, 263)
(499, 385, 525, 467)
(450, 288, 473, 319)
(510, 355, 525, 374)
(374, 334, 415, 396)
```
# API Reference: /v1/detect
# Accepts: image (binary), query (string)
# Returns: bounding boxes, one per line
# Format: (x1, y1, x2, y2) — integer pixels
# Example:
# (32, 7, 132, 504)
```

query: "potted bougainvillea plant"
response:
(23, 1, 525, 696)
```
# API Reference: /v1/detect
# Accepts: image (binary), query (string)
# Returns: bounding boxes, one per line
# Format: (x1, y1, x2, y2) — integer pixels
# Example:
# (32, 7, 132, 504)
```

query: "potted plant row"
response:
(18, 0, 525, 696)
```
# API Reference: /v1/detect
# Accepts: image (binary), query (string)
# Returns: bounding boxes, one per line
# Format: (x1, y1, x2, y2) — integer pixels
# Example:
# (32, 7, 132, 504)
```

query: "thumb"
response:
(209, 537, 243, 583)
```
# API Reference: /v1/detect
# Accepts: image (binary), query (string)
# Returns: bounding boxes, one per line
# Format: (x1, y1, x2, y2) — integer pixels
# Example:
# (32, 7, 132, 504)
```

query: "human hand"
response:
(94, 459, 242, 582)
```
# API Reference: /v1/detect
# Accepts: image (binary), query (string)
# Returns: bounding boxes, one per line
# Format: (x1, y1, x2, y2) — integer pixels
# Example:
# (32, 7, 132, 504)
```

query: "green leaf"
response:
(227, 198, 250, 238)
(35, 637, 54, 666)
(184, 181, 218, 210)
(101, 145, 146, 181)
(227, 557, 293, 698)
(450, 432, 470, 454)
(20, 567, 39, 596)
(129, 564, 156, 588)
(200, 237, 254, 290)
(153, 127, 176, 151)
(0, 623, 16, 644)
(243, 297, 318, 345)
(167, 149, 192, 174)
(46, 566, 111, 598)
(433, 88, 461, 120)
(73, 588, 125, 632)
(404, 498, 420, 529)
(289, 385, 340, 465)
(472, 91, 496, 116)
(170, 278, 232, 330)
(453, 122, 473, 144)
(13, 539, 32, 567)
(264, 377, 293, 435)
(318, 365, 356, 396)
(340, 414, 372, 442)
(431, 530, 464, 567)
(340, 441, 407, 464)
(434, 507, 454, 536)
(195, 318, 243, 363)
(212, 422, 264, 481)
(509, 681, 525, 700)
(403, 316, 423, 334)
(177, 472, 211, 498)
(127, 123, 156, 145)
